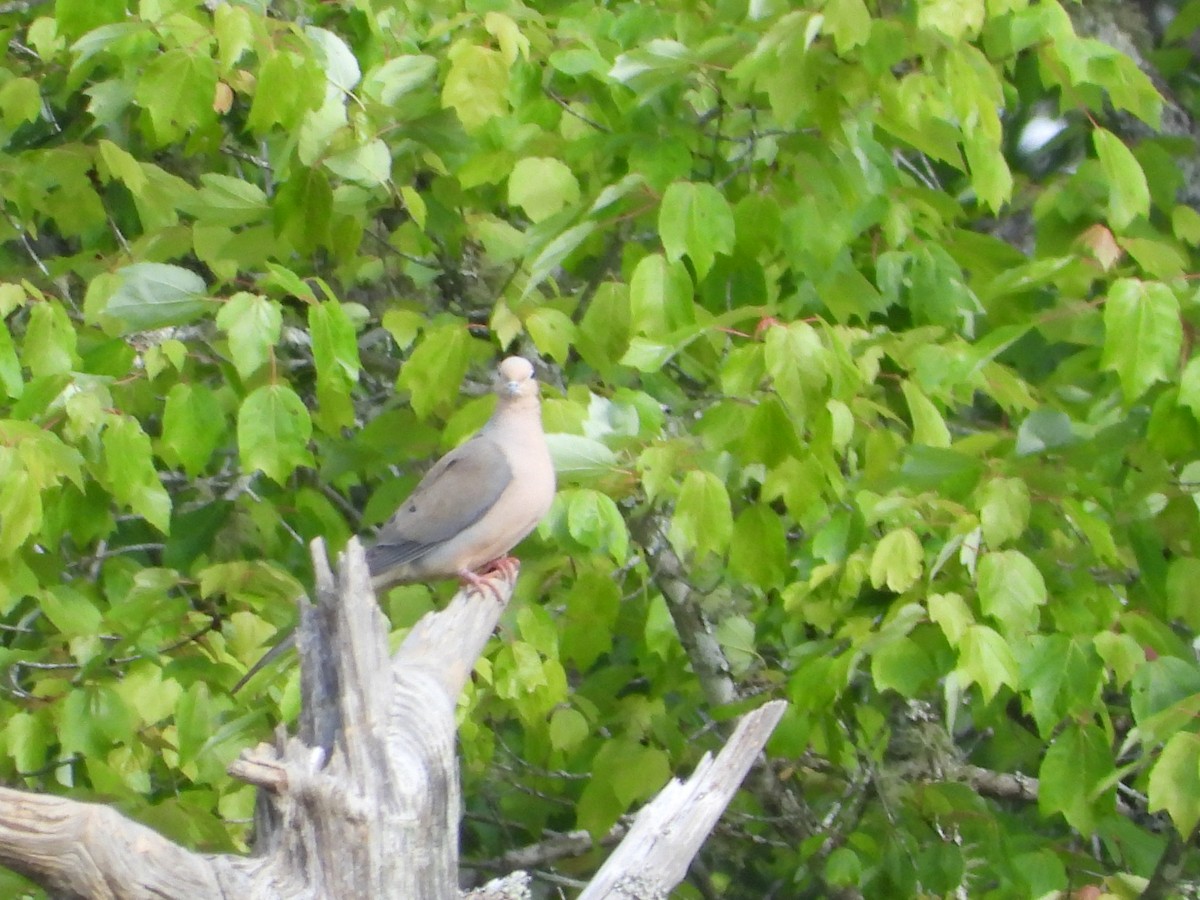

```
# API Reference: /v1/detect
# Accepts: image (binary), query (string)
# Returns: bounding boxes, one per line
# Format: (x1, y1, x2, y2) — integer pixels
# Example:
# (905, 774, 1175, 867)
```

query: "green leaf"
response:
(1015, 408, 1077, 455)
(508, 158, 581, 223)
(40, 584, 102, 638)
(199, 561, 305, 610)
(516, 605, 559, 658)
(1167, 557, 1200, 630)
(668, 470, 733, 560)
(216, 293, 282, 380)
(1177, 357, 1200, 421)
(1093, 128, 1150, 230)
(548, 707, 590, 752)
(214, 2, 253, 70)
(174, 682, 212, 768)
(525, 307, 577, 365)
(189, 174, 269, 227)
(57, 0, 125, 40)
(399, 186, 427, 231)
(1121, 236, 1187, 280)
(362, 55, 437, 105)
(1082, 46, 1163, 129)
(549, 47, 608, 76)
(609, 39, 692, 85)
(274, 167, 333, 254)
(442, 41, 508, 132)
(963, 128, 1012, 212)
(1172, 205, 1200, 244)
(101, 263, 212, 334)
(247, 51, 324, 133)
(160, 383, 225, 477)
(1131, 657, 1200, 731)
(484, 12, 529, 65)
(1101, 279, 1181, 402)
(309, 300, 360, 430)
(110, 666, 177, 733)
(54, 688, 101, 763)
(1093, 631, 1145, 688)
(629, 253, 694, 338)
(325, 140, 392, 187)
(21, 302, 77, 376)
(1018, 635, 1101, 738)
(5, 711, 51, 774)
(562, 571, 620, 670)
(978, 477, 1030, 547)
(741, 396, 803, 467)
(715, 615, 757, 676)
(305, 26, 360, 93)
(825, 847, 863, 887)
(0, 282, 25, 317)
(1038, 722, 1114, 835)
(522, 222, 596, 299)
(619, 337, 677, 373)
(0, 470, 42, 557)
(565, 489, 628, 563)
(729, 504, 789, 590)
(901, 381, 951, 448)
(824, 0, 872, 53)
(869, 528, 923, 593)
(598, 738, 671, 807)
(237, 384, 314, 484)
(494, 640, 550, 697)
(764, 321, 830, 422)
(1148, 731, 1200, 836)
(576, 777, 624, 840)
(545, 434, 618, 482)
(871, 637, 935, 697)
(958, 624, 1019, 701)
(917, 0, 984, 39)
(309, 301, 360, 387)
(135, 49, 217, 144)
(977, 550, 1046, 637)
(103, 416, 172, 532)
(262, 263, 319, 305)
(659, 181, 736, 280)
(0, 77, 42, 126)
(396, 327, 472, 421)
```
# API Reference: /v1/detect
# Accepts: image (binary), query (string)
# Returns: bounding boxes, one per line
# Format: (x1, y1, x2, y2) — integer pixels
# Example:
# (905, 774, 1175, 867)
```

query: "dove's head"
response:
(495, 356, 540, 403)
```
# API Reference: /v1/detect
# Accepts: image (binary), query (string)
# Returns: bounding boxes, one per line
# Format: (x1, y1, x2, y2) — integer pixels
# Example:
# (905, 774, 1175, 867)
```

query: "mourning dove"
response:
(232, 356, 555, 692)
(365, 356, 556, 592)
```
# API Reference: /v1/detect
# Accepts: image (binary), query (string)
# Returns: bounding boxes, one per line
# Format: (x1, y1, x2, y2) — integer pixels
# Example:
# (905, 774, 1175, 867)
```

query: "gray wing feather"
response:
(365, 436, 513, 577)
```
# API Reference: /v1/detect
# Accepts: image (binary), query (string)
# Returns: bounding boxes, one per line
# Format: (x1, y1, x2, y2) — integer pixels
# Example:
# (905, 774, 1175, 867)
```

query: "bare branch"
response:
(578, 700, 787, 899)
(0, 787, 256, 900)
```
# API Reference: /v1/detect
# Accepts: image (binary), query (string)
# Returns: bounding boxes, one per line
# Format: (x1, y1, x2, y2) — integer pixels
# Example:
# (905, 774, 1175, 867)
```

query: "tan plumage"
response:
(365, 356, 555, 590)
(232, 356, 555, 692)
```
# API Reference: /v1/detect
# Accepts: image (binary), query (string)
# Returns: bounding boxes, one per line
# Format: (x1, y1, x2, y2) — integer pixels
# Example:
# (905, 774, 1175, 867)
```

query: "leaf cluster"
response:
(0, 0, 1199, 896)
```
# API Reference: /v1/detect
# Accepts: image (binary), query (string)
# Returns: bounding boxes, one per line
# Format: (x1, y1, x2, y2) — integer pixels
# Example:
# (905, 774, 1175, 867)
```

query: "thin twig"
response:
(543, 88, 610, 133)
(2, 209, 50, 277)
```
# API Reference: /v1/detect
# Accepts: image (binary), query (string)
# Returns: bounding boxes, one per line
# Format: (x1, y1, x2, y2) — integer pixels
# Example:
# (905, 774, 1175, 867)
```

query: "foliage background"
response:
(1, 0, 1200, 895)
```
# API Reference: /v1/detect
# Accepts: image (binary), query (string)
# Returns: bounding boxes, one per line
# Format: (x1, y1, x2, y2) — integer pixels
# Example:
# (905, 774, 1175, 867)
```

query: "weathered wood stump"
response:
(0, 539, 785, 898)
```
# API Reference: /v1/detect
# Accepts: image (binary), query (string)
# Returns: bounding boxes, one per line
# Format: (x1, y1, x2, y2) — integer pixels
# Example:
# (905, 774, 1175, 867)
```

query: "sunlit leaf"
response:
(509, 157, 581, 223)
(659, 181, 736, 280)
(869, 528, 923, 593)
(1102, 279, 1181, 402)
(237, 384, 315, 483)
(101, 264, 212, 334)
(1093, 128, 1150, 229)
(668, 470, 733, 560)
